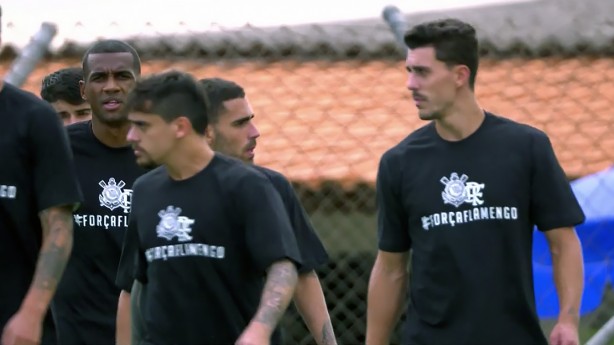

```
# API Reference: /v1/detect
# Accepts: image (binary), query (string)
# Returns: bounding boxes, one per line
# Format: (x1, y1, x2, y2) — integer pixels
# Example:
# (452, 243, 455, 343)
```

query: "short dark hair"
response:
(40, 67, 85, 105)
(404, 18, 479, 90)
(126, 70, 209, 134)
(82, 39, 141, 76)
(198, 78, 245, 124)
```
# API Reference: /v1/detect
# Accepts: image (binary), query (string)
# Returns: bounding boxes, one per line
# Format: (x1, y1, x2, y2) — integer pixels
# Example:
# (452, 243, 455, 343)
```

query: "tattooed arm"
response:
(236, 259, 298, 345)
(1, 205, 74, 345)
(293, 271, 336, 345)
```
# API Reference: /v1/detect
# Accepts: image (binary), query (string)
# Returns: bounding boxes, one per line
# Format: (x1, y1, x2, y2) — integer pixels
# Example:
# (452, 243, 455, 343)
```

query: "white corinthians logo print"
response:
(146, 206, 225, 262)
(421, 172, 518, 231)
(157, 206, 195, 242)
(74, 177, 133, 230)
(99, 178, 133, 213)
(440, 172, 485, 208)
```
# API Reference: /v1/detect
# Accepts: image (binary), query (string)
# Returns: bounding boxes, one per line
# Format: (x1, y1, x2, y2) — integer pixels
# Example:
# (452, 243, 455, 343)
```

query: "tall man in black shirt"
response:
(366, 18, 585, 345)
(52, 39, 148, 345)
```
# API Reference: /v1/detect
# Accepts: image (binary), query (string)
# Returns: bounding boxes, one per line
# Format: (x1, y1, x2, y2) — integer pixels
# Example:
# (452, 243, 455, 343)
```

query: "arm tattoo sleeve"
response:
(253, 260, 298, 329)
(34, 206, 74, 291)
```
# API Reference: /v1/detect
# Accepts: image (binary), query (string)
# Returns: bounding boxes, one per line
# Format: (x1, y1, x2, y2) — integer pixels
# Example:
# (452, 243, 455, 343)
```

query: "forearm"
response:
(250, 260, 298, 336)
(366, 261, 408, 345)
(293, 271, 336, 345)
(21, 206, 73, 318)
(551, 235, 584, 325)
(117, 290, 131, 345)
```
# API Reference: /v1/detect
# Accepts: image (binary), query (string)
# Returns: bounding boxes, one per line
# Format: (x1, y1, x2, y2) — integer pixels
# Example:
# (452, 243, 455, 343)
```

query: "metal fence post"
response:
(4, 22, 58, 88)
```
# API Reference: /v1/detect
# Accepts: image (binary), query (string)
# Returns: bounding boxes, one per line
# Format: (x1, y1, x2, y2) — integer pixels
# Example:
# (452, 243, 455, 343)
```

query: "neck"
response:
(91, 116, 131, 148)
(165, 136, 215, 181)
(434, 93, 484, 142)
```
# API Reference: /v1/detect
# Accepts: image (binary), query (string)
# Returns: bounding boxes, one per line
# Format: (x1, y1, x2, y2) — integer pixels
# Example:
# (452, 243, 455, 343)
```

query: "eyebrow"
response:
(231, 114, 255, 125)
(406, 65, 431, 73)
(128, 119, 149, 126)
(89, 70, 134, 78)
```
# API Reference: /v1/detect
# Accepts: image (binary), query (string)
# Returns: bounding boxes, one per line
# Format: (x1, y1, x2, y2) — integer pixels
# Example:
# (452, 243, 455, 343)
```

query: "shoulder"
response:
(65, 121, 92, 142)
(483, 112, 554, 157)
(250, 165, 295, 201)
(133, 166, 166, 191)
(485, 112, 549, 140)
(2, 84, 57, 120)
(211, 154, 276, 197)
(251, 165, 290, 187)
(383, 122, 435, 161)
(214, 153, 268, 180)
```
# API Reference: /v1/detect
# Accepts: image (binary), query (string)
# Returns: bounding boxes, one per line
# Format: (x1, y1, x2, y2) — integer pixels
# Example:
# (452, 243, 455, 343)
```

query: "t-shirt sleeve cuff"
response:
(37, 197, 81, 214)
(537, 213, 586, 232)
(378, 241, 411, 253)
(297, 255, 329, 274)
(258, 254, 303, 274)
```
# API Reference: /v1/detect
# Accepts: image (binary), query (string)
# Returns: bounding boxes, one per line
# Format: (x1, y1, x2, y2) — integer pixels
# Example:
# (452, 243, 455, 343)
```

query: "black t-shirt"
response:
(115, 165, 328, 292)
(251, 165, 329, 273)
(376, 112, 585, 345)
(115, 164, 327, 344)
(0, 84, 82, 345)
(51, 121, 148, 345)
(123, 154, 302, 345)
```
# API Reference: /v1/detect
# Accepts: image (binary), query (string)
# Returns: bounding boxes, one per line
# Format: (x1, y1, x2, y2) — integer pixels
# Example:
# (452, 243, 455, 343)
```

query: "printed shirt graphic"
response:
(144, 204, 226, 264)
(156, 206, 194, 242)
(99, 178, 133, 213)
(440, 172, 485, 208)
(420, 172, 519, 231)
(72, 177, 133, 230)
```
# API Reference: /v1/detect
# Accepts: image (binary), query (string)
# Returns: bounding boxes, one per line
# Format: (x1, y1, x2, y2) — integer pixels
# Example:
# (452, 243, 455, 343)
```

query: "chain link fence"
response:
(2, 1, 614, 343)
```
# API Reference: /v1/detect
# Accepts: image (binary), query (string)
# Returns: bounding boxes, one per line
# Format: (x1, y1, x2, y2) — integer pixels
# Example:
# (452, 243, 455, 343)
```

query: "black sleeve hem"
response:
(297, 256, 329, 274)
(537, 215, 586, 232)
(377, 243, 411, 253)
(37, 199, 81, 214)
(260, 254, 303, 274)
(117, 281, 133, 293)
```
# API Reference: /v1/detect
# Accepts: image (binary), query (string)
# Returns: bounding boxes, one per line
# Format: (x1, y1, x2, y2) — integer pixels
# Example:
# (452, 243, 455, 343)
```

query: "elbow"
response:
(373, 258, 408, 280)
(547, 231, 583, 261)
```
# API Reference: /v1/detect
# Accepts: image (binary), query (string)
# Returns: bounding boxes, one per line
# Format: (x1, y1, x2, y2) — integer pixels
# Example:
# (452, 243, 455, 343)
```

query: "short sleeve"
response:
(376, 151, 411, 252)
(277, 178, 329, 273)
(235, 172, 302, 273)
(116, 212, 140, 292)
(28, 103, 82, 212)
(119, 179, 148, 286)
(530, 132, 585, 231)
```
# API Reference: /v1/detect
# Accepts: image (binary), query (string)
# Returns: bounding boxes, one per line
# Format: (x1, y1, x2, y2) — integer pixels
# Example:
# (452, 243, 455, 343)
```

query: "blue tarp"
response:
(533, 166, 614, 318)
